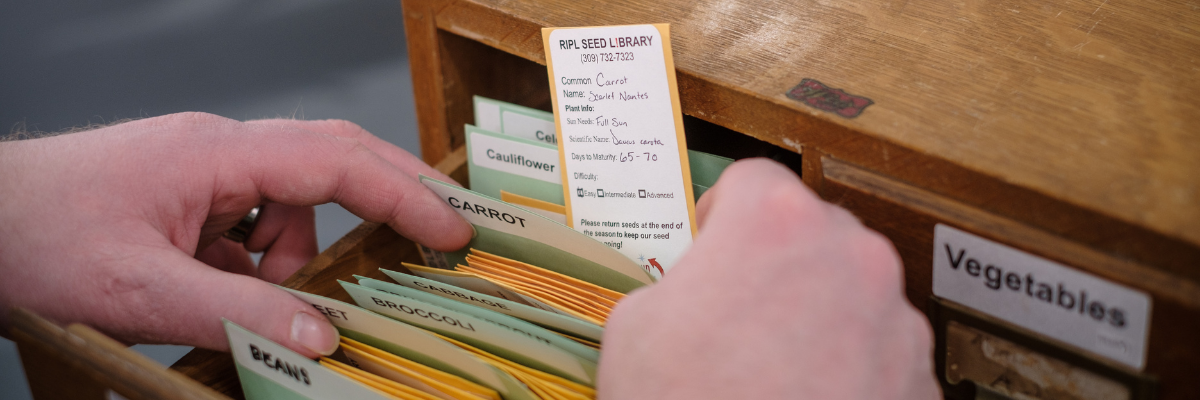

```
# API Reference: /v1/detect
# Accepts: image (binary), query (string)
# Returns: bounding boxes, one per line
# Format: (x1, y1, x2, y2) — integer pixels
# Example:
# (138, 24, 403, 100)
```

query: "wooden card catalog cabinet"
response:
(12, 0, 1198, 399)
(397, 0, 1199, 399)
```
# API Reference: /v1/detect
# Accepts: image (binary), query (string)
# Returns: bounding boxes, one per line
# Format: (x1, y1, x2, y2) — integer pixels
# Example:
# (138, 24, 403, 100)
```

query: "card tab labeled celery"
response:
(382, 267, 603, 342)
(223, 319, 393, 400)
(340, 281, 597, 386)
(473, 96, 558, 145)
(355, 276, 600, 360)
(466, 125, 564, 205)
(544, 24, 697, 277)
(421, 176, 652, 292)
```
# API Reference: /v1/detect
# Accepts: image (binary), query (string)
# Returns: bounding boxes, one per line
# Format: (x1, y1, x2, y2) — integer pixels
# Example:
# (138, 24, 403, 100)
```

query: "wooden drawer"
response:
(13, 0, 1198, 399)
(817, 156, 1199, 399)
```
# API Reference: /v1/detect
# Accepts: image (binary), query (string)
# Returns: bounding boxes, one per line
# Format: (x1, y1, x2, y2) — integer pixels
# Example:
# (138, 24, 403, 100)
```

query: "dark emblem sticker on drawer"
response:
(786, 78, 874, 118)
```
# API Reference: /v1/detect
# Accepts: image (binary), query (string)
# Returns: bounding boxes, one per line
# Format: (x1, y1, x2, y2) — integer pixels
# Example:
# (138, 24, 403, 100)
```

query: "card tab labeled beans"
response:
(543, 24, 696, 278)
(223, 319, 393, 400)
(932, 224, 1151, 370)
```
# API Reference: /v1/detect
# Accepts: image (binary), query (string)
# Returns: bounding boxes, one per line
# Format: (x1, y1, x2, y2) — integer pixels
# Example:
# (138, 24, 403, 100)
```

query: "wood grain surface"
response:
(414, 0, 1200, 279)
(10, 308, 231, 400)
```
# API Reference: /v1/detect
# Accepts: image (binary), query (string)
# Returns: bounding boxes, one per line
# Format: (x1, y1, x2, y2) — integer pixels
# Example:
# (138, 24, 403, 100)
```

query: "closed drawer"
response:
(817, 156, 1200, 400)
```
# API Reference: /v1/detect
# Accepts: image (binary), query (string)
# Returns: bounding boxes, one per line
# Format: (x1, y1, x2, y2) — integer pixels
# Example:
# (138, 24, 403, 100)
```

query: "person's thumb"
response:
(131, 249, 338, 358)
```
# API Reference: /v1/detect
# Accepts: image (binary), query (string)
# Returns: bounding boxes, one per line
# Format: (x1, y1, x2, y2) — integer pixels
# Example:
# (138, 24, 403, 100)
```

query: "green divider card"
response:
(473, 95, 558, 145)
(379, 268, 604, 342)
(692, 183, 711, 200)
(420, 176, 652, 292)
(223, 319, 393, 400)
(686, 149, 734, 188)
(356, 275, 600, 360)
(282, 289, 538, 400)
(466, 124, 565, 205)
(340, 281, 598, 386)
(473, 96, 732, 205)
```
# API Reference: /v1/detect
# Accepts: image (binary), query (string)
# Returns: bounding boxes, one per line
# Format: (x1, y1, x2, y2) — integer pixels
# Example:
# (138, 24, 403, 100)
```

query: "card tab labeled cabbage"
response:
(420, 176, 652, 292)
(355, 275, 600, 361)
(223, 319, 393, 400)
(544, 24, 696, 277)
(382, 267, 604, 342)
(340, 281, 597, 386)
(467, 125, 565, 205)
(282, 289, 537, 400)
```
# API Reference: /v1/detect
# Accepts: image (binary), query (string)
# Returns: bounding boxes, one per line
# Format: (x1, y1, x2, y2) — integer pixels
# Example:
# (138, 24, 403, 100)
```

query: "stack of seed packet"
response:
(224, 96, 732, 400)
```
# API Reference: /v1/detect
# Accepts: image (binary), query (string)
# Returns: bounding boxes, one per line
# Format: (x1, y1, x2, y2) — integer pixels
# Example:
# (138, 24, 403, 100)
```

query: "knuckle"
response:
(325, 119, 367, 136)
(860, 229, 899, 262)
(754, 178, 821, 223)
(849, 229, 905, 298)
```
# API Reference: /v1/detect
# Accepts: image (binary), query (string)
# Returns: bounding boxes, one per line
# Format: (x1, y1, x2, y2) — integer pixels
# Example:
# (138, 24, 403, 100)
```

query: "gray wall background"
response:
(1, 1, 423, 398)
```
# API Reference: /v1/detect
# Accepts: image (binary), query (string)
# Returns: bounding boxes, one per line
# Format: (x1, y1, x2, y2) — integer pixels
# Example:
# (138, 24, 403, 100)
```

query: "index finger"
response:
(200, 115, 472, 251)
(245, 119, 457, 185)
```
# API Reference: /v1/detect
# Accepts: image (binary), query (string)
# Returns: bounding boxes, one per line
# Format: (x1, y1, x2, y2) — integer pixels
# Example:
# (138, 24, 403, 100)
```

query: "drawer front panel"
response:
(818, 156, 1200, 400)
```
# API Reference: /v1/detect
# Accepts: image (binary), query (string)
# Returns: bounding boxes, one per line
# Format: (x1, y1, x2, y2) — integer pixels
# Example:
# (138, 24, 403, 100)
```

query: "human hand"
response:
(0, 112, 473, 358)
(598, 159, 939, 399)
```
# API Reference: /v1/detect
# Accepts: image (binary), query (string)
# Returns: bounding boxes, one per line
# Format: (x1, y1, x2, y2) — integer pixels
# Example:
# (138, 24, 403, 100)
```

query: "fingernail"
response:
(291, 312, 337, 356)
(470, 224, 478, 239)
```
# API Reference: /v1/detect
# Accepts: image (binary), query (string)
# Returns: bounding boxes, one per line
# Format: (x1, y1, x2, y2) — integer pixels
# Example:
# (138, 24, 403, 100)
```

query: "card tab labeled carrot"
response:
(543, 24, 696, 278)
(419, 176, 652, 292)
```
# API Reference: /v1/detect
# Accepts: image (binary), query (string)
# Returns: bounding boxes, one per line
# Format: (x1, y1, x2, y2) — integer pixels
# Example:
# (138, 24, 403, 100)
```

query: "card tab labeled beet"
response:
(281, 288, 544, 400)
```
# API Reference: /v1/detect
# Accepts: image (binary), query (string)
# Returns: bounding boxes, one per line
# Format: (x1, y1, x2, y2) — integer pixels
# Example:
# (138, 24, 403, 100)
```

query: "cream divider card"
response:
(543, 24, 696, 278)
